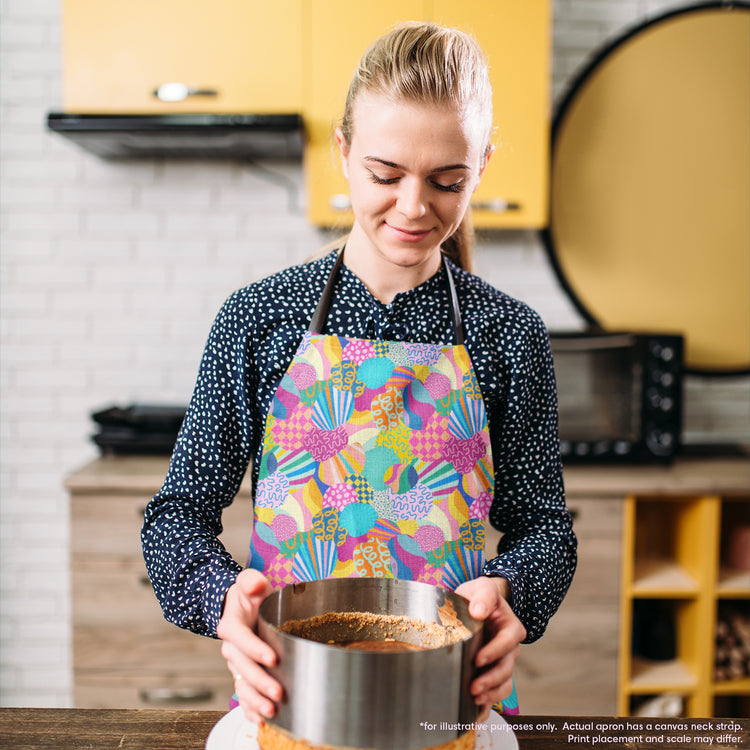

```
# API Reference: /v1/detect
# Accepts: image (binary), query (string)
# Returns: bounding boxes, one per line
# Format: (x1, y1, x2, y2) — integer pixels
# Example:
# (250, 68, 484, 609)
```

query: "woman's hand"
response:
(217, 569, 283, 724)
(455, 576, 526, 720)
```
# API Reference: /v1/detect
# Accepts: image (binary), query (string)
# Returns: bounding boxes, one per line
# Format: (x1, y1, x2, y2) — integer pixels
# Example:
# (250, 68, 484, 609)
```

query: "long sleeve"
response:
(477, 309, 577, 643)
(141, 257, 334, 637)
(141, 292, 257, 636)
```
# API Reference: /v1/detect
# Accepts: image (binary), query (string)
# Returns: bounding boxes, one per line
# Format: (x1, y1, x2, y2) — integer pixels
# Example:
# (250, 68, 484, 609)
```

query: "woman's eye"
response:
(433, 180, 466, 193)
(367, 171, 399, 185)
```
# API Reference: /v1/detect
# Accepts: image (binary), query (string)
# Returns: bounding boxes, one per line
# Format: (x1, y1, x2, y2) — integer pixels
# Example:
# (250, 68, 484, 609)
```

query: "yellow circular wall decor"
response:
(543, 3, 750, 373)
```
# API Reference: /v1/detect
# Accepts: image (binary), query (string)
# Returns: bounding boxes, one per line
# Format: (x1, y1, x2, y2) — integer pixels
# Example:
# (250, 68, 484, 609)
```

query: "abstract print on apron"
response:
(248, 253, 493, 591)
(245, 252, 519, 714)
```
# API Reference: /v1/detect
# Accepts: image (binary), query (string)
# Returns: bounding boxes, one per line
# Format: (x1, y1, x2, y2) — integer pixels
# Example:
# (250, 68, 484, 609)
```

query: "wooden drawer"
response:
(514, 496, 623, 716)
(75, 672, 234, 711)
(70, 466, 254, 709)
(565, 496, 623, 606)
(71, 491, 252, 565)
(73, 559, 167, 627)
(71, 494, 150, 563)
(74, 621, 226, 674)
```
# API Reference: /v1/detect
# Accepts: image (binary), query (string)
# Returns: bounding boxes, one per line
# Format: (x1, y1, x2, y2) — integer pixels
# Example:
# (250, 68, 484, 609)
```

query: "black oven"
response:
(549, 332, 684, 462)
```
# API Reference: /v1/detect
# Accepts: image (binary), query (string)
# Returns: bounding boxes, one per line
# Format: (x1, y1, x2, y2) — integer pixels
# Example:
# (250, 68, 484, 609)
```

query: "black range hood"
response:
(46, 112, 305, 160)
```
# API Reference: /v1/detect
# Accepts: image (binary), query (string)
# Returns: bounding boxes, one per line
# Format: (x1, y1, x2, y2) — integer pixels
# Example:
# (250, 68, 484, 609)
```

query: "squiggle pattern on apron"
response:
(248, 333, 495, 593)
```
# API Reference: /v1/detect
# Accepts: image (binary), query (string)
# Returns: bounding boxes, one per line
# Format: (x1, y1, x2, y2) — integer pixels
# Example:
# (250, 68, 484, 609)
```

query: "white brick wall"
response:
(1, 0, 748, 707)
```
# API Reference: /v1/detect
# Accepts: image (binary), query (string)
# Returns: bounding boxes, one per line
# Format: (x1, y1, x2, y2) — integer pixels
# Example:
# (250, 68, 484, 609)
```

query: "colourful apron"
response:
(246, 251, 518, 714)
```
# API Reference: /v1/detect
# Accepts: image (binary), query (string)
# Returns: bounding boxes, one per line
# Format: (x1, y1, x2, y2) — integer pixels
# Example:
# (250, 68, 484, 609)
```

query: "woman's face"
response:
(336, 93, 491, 277)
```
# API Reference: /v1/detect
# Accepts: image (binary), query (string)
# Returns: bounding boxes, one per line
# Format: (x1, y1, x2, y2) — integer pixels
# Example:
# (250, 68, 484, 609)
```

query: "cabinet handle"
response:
(153, 82, 219, 102)
(140, 686, 214, 704)
(470, 198, 521, 213)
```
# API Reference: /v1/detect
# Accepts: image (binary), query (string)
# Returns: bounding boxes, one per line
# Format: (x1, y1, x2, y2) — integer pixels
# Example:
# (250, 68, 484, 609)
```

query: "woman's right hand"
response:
(217, 569, 283, 723)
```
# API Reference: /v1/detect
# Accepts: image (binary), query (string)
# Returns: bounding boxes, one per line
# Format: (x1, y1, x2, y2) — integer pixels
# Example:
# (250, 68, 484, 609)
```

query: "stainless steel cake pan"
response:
(258, 578, 483, 750)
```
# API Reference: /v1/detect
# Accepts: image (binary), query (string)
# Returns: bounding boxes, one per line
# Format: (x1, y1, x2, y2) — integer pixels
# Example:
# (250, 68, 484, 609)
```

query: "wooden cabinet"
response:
(618, 492, 750, 717)
(68, 455, 748, 714)
(516, 458, 749, 717)
(511, 495, 624, 715)
(67, 457, 252, 710)
(304, 0, 551, 228)
(61, 0, 304, 113)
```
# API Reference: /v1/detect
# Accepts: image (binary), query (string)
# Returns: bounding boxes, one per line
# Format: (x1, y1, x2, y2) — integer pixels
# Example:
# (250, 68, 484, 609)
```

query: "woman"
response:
(142, 21, 576, 724)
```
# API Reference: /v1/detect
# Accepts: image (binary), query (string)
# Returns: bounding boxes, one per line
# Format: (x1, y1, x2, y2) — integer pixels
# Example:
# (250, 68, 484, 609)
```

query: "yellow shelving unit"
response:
(618, 493, 750, 717)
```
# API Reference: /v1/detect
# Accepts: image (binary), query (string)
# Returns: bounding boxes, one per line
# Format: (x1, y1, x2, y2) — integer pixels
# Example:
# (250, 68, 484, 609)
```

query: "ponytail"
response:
(442, 213, 475, 273)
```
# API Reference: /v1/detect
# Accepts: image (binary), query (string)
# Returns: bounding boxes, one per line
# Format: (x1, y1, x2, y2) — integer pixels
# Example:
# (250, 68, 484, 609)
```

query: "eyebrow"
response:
(363, 156, 470, 173)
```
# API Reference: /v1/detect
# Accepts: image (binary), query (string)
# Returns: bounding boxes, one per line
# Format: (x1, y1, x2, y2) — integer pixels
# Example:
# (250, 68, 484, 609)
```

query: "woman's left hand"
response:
(455, 576, 526, 720)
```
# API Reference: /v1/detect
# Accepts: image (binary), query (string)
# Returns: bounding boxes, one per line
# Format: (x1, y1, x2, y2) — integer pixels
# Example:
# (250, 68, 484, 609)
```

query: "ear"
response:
(474, 144, 495, 191)
(334, 127, 351, 180)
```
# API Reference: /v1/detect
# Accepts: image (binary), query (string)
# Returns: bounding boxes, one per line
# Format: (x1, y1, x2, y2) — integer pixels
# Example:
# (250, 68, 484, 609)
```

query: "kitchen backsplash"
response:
(1, 0, 747, 708)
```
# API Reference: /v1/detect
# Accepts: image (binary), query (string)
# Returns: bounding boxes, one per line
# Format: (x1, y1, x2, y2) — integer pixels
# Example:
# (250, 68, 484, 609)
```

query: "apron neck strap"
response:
(308, 250, 464, 345)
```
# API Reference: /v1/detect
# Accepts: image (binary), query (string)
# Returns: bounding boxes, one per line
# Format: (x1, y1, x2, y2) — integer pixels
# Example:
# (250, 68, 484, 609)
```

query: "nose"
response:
(396, 178, 428, 220)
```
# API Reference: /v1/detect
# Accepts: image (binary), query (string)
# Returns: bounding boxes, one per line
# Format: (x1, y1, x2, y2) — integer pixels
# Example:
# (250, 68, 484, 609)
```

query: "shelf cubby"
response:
(618, 492, 750, 717)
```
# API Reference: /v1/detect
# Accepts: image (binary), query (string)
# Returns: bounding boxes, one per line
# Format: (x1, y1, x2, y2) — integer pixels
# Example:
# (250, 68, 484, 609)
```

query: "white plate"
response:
(206, 707, 518, 750)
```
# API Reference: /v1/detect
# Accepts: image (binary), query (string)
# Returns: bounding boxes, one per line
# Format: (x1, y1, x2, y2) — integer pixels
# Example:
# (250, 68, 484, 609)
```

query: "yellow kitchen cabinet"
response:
(303, 0, 430, 229)
(61, 0, 304, 113)
(618, 493, 750, 717)
(304, 0, 551, 228)
(431, 1, 551, 229)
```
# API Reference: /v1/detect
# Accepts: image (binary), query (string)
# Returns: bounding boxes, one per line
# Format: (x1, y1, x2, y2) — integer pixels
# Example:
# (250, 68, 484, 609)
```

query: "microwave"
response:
(549, 332, 684, 462)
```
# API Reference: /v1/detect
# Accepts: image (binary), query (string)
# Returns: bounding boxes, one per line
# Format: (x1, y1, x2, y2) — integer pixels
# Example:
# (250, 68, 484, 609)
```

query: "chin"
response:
(387, 249, 441, 272)
(377, 237, 443, 267)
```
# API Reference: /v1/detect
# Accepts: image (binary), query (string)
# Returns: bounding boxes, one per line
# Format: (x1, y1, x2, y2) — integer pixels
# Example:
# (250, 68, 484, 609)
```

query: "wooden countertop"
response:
(0, 709, 747, 749)
(65, 454, 750, 498)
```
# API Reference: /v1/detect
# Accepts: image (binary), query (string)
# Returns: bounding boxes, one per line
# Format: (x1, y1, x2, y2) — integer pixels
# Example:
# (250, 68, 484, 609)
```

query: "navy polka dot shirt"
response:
(141, 250, 577, 643)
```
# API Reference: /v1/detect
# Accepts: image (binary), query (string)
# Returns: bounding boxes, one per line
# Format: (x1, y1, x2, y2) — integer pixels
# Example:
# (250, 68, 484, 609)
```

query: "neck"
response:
(343, 224, 442, 304)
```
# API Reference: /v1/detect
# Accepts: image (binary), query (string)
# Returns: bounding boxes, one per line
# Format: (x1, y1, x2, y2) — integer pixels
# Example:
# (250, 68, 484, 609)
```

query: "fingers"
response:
(455, 576, 506, 621)
(475, 673, 514, 721)
(233, 673, 277, 724)
(217, 570, 277, 668)
(457, 576, 526, 713)
(471, 645, 518, 707)
(218, 609, 277, 669)
(217, 570, 282, 723)
(474, 609, 526, 669)
(225, 641, 283, 722)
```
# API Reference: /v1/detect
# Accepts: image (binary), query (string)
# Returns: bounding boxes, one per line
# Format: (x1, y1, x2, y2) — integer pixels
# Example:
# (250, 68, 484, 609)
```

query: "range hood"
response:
(46, 112, 305, 160)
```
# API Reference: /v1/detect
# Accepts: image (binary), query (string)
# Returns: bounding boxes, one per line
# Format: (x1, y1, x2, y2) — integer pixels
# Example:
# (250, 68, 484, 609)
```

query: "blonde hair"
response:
(339, 21, 493, 271)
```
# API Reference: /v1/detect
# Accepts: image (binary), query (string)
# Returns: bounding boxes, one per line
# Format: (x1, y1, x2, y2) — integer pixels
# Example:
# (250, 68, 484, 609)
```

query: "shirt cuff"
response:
(202, 565, 242, 638)
(482, 558, 526, 625)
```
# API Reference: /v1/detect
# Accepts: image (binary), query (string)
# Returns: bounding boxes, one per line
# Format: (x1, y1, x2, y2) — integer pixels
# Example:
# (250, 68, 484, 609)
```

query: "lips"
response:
(385, 223, 433, 243)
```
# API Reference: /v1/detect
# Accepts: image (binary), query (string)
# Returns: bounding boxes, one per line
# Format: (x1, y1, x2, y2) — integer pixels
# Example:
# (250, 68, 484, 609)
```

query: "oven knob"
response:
(648, 389, 662, 408)
(559, 440, 571, 456)
(660, 372, 675, 387)
(614, 441, 632, 455)
(574, 442, 590, 456)
(660, 346, 675, 362)
(594, 440, 612, 455)
(646, 429, 675, 456)
(661, 396, 674, 412)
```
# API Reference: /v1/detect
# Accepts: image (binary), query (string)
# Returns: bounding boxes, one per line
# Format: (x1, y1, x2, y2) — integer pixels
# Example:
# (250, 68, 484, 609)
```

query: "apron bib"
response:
(245, 252, 519, 713)
(249, 252, 493, 589)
